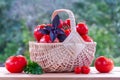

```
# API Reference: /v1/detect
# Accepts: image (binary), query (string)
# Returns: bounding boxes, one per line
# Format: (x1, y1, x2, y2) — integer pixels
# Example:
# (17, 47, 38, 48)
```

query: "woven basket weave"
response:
(29, 9, 96, 72)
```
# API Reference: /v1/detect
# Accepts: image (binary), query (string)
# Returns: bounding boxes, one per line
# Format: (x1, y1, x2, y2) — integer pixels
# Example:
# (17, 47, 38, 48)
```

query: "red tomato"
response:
(76, 22, 88, 35)
(64, 29, 71, 36)
(39, 35, 52, 43)
(40, 35, 59, 43)
(81, 34, 93, 42)
(74, 66, 81, 74)
(5, 55, 27, 73)
(34, 24, 45, 42)
(94, 56, 114, 73)
(81, 66, 90, 74)
(64, 18, 71, 26)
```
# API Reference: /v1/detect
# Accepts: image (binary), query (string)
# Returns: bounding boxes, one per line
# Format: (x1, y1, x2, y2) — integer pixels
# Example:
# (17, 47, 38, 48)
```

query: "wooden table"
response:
(0, 67, 120, 80)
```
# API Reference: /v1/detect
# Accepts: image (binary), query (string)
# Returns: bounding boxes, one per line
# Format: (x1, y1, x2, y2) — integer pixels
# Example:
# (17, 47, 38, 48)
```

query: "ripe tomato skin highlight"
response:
(94, 56, 114, 73)
(5, 55, 27, 73)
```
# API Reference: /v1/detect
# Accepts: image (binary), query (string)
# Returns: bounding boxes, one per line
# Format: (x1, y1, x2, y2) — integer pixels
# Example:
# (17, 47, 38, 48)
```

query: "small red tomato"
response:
(58, 19, 63, 28)
(76, 22, 88, 35)
(64, 18, 71, 26)
(5, 55, 27, 73)
(34, 24, 45, 42)
(74, 66, 81, 74)
(81, 66, 90, 74)
(39, 35, 52, 43)
(81, 34, 93, 42)
(64, 29, 71, 36)
(94, 56, 114, 73)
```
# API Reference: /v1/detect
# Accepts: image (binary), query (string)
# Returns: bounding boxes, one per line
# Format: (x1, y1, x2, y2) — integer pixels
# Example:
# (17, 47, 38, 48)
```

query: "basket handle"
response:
(51, 9, 84, 43)
(51, 9, 76, 32)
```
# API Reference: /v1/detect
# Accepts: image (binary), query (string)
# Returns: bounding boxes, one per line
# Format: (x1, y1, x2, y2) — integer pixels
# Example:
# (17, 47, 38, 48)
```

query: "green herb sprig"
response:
(24, 60, 43, 74)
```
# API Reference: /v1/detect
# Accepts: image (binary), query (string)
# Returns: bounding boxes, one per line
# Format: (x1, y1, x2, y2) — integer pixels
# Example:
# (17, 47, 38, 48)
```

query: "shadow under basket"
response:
(29, 9, 97, 72)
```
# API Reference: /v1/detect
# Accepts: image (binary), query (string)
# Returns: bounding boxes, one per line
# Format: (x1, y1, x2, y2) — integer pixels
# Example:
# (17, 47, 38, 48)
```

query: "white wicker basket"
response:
(29, 9, 96, 72)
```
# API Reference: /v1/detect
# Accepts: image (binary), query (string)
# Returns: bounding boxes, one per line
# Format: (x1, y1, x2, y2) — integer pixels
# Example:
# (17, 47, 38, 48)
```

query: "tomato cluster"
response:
(74, 56, 114, 74)
(5, 15, 115, 74)
(34, 19, 93, 43)
(74, 66, 90, 74)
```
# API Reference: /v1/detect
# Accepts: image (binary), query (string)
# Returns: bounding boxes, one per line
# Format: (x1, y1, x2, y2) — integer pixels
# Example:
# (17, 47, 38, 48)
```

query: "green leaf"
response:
(24, 60, 44, 74)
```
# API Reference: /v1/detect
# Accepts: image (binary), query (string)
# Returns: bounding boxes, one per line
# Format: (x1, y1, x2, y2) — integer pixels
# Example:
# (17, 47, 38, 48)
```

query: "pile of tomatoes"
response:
(34, 19, 93, 43)
(4, 17, 114, 74)
(5, 55, 114, 74)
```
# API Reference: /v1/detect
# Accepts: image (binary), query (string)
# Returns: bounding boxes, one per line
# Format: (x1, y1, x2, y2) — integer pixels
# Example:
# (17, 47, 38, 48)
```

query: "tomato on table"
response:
(5, 55, 27, 73)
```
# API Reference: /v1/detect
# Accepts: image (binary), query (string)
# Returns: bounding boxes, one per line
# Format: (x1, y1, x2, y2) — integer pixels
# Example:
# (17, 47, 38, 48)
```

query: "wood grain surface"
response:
(0, 67, 120, 80)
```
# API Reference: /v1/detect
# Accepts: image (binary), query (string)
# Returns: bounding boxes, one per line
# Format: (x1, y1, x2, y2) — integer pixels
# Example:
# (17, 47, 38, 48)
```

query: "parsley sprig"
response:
(24, 60, 43, 74)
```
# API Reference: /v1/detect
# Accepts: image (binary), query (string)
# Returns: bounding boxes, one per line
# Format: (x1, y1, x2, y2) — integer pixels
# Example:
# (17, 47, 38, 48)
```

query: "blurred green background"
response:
(0, 0, 120, 66)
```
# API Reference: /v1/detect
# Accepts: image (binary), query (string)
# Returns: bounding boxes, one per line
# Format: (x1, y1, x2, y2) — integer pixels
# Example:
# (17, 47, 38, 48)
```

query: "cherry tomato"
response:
(5, 55, 27, 73)
(74, 66, 81, 74)
(94, 56, 114, 73)
(81, 34, 93, 42)
(76, 22, 88, 35)
(34, 24, 45, 42)
(64, 18, 71, 26)
(81, 66, 90, 74)
(64, 29, 71, 36)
